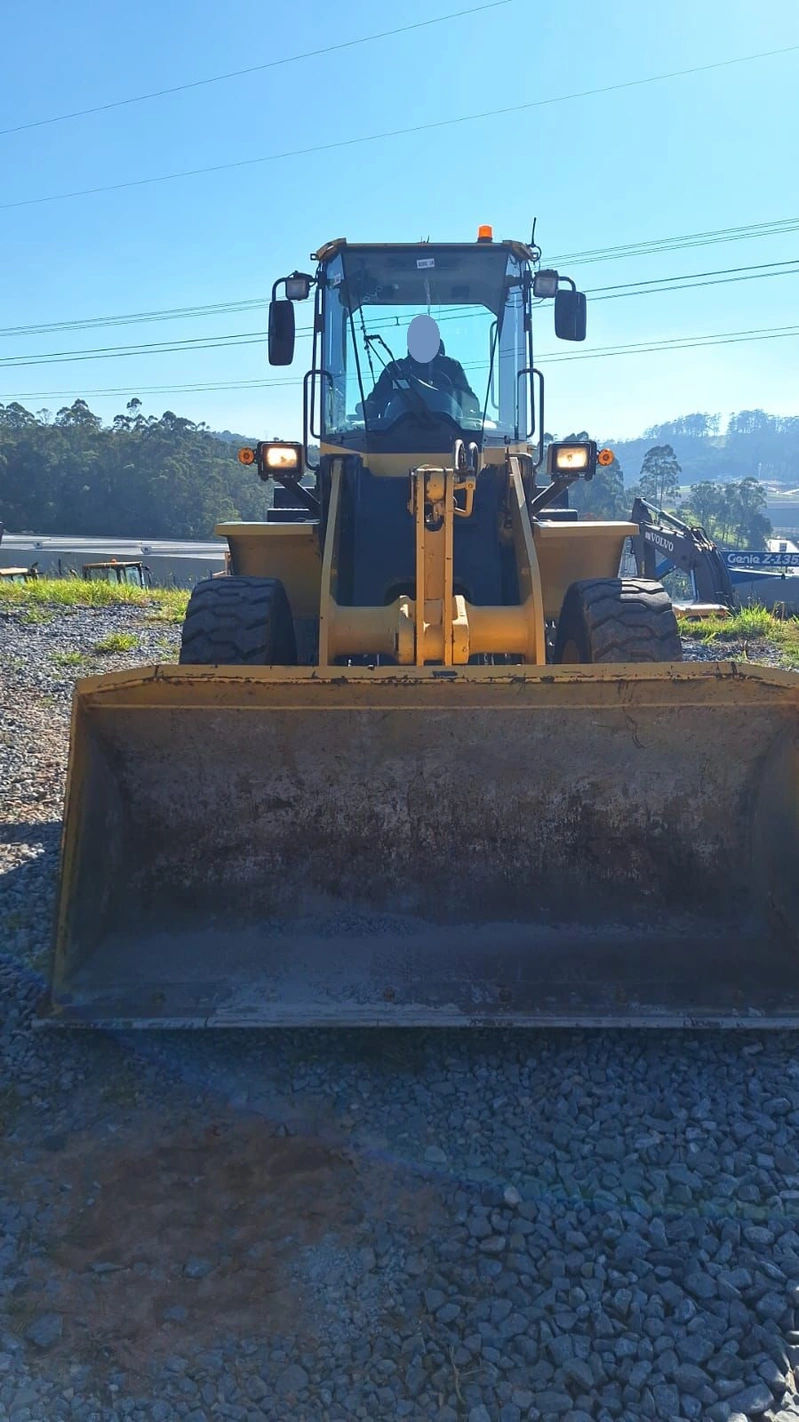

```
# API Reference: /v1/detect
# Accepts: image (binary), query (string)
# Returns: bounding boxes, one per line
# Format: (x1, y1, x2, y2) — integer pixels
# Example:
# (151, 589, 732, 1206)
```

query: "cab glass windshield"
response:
(320, 245, 530, 445)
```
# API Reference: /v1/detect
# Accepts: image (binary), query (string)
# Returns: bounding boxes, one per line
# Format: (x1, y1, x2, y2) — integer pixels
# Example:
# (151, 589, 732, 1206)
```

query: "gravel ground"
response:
(3, 605, 799, 1421)
(680, 638, 786, 668)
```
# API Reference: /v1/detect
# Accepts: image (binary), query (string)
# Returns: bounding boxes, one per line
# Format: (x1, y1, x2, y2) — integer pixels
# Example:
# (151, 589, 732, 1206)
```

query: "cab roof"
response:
(312, 238, 535, 264)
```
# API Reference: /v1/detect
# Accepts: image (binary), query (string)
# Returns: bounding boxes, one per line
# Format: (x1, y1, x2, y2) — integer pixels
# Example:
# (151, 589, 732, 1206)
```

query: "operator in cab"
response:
(364, 314, 481, 426)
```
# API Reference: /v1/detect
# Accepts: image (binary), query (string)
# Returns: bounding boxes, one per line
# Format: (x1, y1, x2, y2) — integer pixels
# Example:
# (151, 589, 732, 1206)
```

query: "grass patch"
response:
(678, 606, 786, 642)
(778, 643, 799, 670)
(100, 1068, 141, 1108)
(143, 589, 189, 624)
(0, 1085, 20, 1137)
(92, 631, 139, 655)
(20, 604, 56, 625)
(0, 577, 189, 622)
(677, 605, 799, 665)
(52, 650, 86, 667)
(3, 1295, 35, 1325)
(29, 944, 51, 976)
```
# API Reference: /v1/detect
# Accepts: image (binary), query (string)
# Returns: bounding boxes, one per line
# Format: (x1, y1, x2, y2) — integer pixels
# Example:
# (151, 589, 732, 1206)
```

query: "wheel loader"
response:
(82, 560, 150, 588)
(0, 567, 38, 584)
(46, 230, 799, 1027)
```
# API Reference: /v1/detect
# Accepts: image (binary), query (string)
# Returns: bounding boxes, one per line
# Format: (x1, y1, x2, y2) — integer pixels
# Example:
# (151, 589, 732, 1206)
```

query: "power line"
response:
(0, 332, 267, 369)
(551, 215, 799, 267)
(589, 258, 799, 301)
(3, 41, 798, 212)
(3, 225, 798, 342)
(545, 322, 799, 362)
(2, 256, 797, 368)
(0, 297, 268, 340)
(3, 322, 799, 402)
(0, 1, 512, 139)
(1, 377, 298, 400)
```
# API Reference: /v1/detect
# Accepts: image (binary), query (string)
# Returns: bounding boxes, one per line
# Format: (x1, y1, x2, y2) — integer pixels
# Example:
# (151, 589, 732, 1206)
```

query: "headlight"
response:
(533, 269, 559, 299)
(546, 441, 597, 479)
(263, 443, 302, 471)
(253, 441, 304, 482)
(554, 445, 589, 472)
(285, 274, 313, 301)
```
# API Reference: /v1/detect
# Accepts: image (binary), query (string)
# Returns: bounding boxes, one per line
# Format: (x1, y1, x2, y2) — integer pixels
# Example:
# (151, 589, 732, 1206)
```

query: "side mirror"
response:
(268, 299, 295, 366)
(554, 289, 587, 342)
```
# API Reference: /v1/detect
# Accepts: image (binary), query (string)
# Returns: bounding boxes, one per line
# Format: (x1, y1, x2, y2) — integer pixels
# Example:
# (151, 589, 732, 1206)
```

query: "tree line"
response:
(563, 430, 773, 550)
(0, 399, 270, 539)
(612, 410, 799, 489)
(0, 398, 784, 550)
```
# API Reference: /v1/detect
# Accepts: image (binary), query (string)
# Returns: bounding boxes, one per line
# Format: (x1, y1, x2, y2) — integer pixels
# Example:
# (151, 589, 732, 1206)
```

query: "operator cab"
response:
(316, 240, 532, 457)
(264, 233, 587, 466)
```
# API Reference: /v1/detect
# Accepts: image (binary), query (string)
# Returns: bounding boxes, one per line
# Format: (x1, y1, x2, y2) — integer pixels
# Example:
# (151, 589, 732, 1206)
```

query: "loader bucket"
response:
(46, 662, 799, 1028)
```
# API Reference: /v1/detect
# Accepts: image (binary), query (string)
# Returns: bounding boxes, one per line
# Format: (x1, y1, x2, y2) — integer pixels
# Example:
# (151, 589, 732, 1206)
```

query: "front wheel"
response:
(553, 578, 682, 664)
(179, 576, 297, 665)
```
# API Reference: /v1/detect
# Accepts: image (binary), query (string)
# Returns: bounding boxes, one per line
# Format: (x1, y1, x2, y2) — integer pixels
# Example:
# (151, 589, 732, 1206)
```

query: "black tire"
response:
(179, 576, 297, 665)
(553, 578, 682, 664)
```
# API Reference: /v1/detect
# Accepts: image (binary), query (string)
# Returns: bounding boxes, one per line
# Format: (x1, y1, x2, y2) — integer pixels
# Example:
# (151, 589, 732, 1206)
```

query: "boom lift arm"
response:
(630, 497, 735, 611)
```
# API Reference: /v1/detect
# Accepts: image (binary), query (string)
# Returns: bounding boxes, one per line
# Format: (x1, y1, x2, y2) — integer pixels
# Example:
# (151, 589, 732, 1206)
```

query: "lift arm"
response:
(630, 497, 735, 609)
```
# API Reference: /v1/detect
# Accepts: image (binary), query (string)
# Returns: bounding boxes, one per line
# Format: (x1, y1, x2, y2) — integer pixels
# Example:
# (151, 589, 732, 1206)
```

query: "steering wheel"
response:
(407, 366, 456, 395)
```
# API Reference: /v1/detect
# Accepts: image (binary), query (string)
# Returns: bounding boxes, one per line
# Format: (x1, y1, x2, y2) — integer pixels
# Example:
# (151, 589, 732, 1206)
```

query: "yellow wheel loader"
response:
(82, 560, 150, 588)
(0, 567, 38, 583)
(47, 231, 799, 1028)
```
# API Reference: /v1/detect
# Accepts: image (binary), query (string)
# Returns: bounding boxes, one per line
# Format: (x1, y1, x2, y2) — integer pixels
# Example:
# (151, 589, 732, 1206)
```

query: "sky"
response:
(1, 0, 798, 443)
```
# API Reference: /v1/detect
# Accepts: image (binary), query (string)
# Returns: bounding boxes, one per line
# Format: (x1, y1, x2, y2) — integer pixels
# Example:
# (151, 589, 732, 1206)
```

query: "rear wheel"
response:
(553, 578, 682, 664)
(179, 576, 297, 665)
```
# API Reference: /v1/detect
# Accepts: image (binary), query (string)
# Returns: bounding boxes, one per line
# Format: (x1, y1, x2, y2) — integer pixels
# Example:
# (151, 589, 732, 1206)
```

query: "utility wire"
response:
(545, 322, 799, 362)
(0, 2, 513, 138)
(2, 257, 797, 368)
(549, 215, 799, 267)
(1, 377, 299, 399)
(590, 258, 799, 301)
(3, 41, 797, 212)
(0, 298, 269, 340)
(0, 333, 267, 369)
(3, 322, 799, 401)
(3, 229, 797, 342)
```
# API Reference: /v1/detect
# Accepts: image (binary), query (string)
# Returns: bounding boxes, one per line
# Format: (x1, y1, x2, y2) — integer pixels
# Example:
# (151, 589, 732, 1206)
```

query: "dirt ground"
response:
(4, 1104, 441, 1390)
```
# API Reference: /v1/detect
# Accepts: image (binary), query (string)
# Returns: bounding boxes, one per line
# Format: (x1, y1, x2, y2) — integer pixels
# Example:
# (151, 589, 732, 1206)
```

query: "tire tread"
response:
(554, 577, 682, 664)
(179, 576, 297, 665)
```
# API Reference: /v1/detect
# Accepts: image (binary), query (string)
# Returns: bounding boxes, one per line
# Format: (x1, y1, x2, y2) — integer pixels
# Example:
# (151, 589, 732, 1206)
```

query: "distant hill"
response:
(0, 401, 271, 539)
(218, 414, 799, 490)
(212, 429, 259, 446)
(603, 412, 799, 488)
(4, 397, 798, 540)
